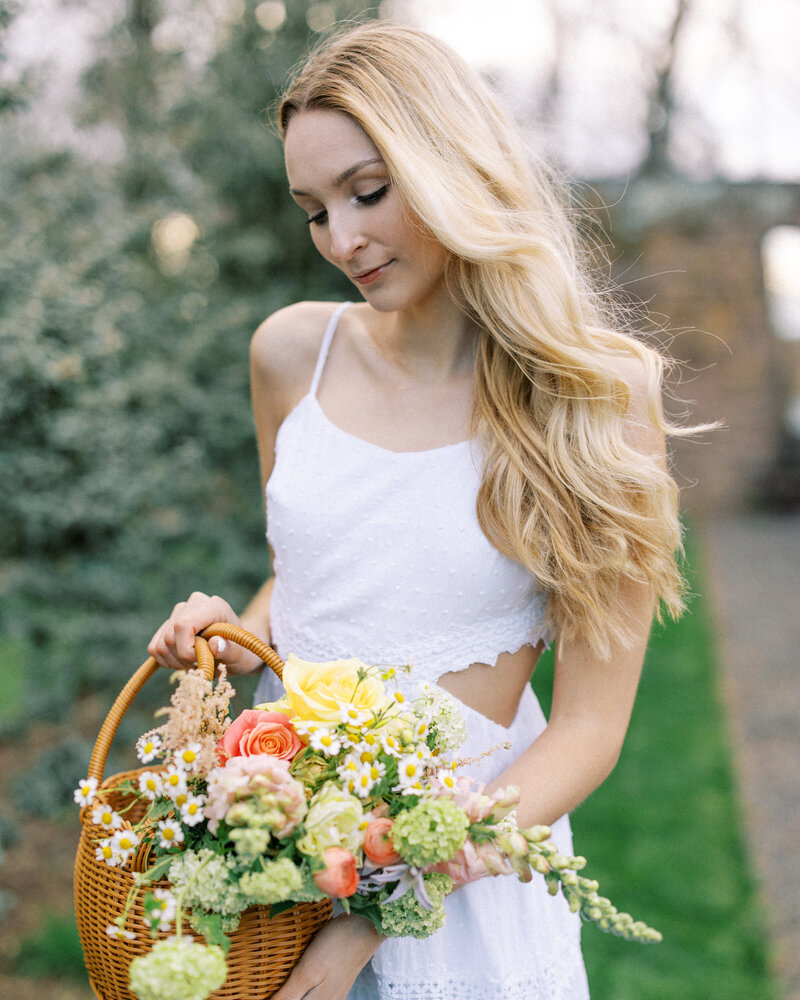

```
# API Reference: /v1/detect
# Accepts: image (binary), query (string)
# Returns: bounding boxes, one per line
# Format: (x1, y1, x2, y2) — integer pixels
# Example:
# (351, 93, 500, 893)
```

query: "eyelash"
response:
(306, 184, 389, 226)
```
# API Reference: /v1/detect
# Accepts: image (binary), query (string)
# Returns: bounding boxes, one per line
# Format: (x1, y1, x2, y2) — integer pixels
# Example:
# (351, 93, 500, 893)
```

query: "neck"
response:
(368, 292, 478, 382)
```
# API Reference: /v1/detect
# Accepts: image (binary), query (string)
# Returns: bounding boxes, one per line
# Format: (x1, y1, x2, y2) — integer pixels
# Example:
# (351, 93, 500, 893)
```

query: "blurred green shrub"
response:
(0, 1, 365, 729)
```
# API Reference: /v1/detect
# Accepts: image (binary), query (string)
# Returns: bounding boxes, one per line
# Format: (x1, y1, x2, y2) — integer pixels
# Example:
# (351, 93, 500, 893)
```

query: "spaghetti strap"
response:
(309, 301, 352, 397)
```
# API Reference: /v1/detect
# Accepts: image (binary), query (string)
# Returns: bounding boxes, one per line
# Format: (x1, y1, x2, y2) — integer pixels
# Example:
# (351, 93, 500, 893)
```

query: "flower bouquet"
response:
(75, 625, 660, 1000)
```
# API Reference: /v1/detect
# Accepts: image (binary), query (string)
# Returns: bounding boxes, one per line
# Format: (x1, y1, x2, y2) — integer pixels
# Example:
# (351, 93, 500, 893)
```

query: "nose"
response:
(327, 211, 366, 264)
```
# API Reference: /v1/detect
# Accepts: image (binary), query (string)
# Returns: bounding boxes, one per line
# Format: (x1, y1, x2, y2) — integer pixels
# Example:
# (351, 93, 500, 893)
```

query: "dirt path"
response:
(699, 512, 800, 1000)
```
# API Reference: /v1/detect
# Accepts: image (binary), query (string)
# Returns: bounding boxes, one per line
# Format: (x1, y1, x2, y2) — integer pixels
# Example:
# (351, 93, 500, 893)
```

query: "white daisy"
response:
(135, 733, 163, 764)
(105, 923, 135, 941)
(395, 754, 425, 793)
(180, 794, 206, 827)
(91, 803, 123, 830)
(156, 818, 185, 849)
(138, 770, 163, 801)
(74, 777, 99, 807)
(347, 764, 378, 798)
(95, 839, 121, 867)
(436, 769, 458, 791)
(308, 727, 342, 756)
(338, 703, 369, 727)
(111, 828, 140, 863)
(144, 888, 177, 931)
(379, 731, 402, 758)
(174, 742, 201, 773)
(160, 765, 188, 801)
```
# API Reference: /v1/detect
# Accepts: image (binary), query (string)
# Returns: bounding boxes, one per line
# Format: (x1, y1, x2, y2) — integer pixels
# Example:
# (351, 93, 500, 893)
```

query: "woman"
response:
(149, 21, 686, 1000)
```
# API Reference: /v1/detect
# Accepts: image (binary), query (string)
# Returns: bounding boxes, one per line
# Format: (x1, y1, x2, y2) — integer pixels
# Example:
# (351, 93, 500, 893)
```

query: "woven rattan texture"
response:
(74, 627, 332, 999)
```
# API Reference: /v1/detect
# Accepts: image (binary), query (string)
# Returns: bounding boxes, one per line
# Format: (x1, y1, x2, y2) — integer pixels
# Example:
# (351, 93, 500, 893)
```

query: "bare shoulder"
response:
(250, 301, 344, 414)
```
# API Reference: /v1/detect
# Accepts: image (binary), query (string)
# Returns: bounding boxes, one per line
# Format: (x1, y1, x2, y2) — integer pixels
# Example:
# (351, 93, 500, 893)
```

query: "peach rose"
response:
(312, 847, 359, 898)
(363, 817, 402, 866)
(216, 710, 302, 762)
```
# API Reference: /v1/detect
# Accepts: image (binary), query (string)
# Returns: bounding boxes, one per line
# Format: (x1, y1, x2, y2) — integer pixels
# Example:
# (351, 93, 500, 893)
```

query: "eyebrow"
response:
(289, 157, 384, 197)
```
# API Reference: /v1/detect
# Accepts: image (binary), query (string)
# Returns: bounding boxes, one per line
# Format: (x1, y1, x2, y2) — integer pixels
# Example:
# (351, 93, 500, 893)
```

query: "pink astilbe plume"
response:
(149, 666, 235, 774)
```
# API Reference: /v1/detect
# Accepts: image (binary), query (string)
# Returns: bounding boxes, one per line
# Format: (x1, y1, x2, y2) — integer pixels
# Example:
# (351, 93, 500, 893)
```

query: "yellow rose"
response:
(281, 655, 391, 725)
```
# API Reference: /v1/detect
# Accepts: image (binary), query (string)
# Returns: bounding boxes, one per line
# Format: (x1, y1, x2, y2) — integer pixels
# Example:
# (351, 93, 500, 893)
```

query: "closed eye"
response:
(305, 185, 389, 227)
(355, 184, 389, 207)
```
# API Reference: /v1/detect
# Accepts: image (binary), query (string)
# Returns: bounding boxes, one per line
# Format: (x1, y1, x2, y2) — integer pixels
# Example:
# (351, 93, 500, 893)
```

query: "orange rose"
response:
(363, 817, 402, 866)
(216, 710, 302, 762)
(312, 847, 359, 898)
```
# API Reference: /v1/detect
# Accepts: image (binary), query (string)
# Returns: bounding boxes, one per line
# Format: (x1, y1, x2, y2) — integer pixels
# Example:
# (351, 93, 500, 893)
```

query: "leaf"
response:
(189, 911, 231, 954)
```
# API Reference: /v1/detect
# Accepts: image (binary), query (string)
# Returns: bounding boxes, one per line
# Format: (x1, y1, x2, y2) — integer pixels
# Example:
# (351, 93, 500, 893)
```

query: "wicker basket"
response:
(74, 623, 333, 1000)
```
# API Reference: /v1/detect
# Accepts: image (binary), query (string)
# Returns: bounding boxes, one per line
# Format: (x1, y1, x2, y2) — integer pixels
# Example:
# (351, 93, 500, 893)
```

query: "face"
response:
(283, 109, 448, 312)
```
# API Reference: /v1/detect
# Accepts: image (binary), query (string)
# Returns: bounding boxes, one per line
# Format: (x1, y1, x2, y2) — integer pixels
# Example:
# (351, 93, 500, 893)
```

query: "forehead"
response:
(283, 109, 384, 190)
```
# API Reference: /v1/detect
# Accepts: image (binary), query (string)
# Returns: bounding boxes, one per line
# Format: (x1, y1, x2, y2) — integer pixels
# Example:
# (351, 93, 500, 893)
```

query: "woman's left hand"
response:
(270, 913, 383, 1000)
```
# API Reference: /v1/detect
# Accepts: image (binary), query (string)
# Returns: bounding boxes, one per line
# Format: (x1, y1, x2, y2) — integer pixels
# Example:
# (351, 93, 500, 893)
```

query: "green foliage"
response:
(0, 0, 366, 726)
(12, 912, 88, 980)
(532, 540, 777, 1000)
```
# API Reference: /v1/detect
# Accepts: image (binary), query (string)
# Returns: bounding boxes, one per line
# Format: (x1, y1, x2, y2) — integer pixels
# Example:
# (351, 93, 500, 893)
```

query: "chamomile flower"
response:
(180, 794, 206, 827)
(111, 828, 140, 863)
(308, 727, 342, 757)
(105, 923, 136, 941)
(91, 803, 123, 830)
(161, 765, 188, 801)
(143, 888, 178, 931)
(338, 703, 369, 727)
(95, 839, 119, 866)
(348, 764, 379, 798)
(74, 777, 99, 807)
(379, 731, 402, 758)
(157, 818, 185, 849)
(395, 754, 426, 793)
(174, 742, 201, 773)
(135, 733, 163, 764)
(138, 770, 163, 800)
(436, 769, 458, 791)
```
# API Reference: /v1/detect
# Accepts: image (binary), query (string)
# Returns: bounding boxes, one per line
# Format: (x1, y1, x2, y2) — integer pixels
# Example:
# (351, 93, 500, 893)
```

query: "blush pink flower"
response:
(433, 775, 520, 823)
(362, 817, 402, 866)
(204, 754, 306, 835)
(313, 847, 359, 898)
(433, 839, 514, 886)
(216, 710, 302, 763)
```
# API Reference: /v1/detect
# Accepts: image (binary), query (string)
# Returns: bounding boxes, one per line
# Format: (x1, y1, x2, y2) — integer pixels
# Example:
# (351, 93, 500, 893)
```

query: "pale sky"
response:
(5, 0, 800, 181)
(395, 0, 800, 180)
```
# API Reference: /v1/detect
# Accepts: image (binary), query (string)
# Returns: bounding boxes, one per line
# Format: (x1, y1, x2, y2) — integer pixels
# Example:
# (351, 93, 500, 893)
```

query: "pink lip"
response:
(352, 262, 392, 286)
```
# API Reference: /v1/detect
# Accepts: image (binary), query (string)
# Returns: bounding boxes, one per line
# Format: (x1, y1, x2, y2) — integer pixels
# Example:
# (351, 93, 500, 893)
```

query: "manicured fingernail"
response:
(216, 639, 227, 655)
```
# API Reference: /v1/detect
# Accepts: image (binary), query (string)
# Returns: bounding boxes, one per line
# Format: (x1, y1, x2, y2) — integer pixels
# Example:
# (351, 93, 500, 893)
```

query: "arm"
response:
(487, 575, 653, 828)
(487, 355, 667, 827)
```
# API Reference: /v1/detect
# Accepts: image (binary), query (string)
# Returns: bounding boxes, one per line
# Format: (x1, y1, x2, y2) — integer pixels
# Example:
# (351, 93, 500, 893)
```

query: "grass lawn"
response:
(532, 541, 778, 1000)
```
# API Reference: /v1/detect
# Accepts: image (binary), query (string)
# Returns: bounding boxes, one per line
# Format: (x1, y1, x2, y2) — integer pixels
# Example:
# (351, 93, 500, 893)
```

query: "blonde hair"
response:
(279, 21, 687, 658)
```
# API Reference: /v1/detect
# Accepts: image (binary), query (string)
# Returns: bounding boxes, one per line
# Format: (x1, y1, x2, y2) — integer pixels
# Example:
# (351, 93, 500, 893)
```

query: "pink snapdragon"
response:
(433, 838, 515, 886)
(431, 775, 521, 824)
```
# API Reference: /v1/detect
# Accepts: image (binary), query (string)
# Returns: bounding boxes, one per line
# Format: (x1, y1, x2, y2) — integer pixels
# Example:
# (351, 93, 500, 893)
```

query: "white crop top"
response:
(257, 302, 551, 701)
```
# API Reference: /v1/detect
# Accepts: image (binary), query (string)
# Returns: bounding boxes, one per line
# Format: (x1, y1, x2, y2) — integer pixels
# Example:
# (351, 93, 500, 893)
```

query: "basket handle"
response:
(86, 624, 286, 783)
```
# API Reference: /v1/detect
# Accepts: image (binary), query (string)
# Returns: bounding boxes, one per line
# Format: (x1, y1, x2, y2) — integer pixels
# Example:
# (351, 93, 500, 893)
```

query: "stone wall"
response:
(598, 180, 800, 514)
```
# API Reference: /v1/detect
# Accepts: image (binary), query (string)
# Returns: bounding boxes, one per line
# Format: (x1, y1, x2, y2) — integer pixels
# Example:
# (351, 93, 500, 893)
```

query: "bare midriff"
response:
(436, 643, 543, 729)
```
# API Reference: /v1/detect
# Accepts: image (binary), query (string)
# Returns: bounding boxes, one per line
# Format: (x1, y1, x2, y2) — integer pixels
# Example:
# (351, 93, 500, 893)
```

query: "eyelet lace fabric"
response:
(254, 304, 589, 998)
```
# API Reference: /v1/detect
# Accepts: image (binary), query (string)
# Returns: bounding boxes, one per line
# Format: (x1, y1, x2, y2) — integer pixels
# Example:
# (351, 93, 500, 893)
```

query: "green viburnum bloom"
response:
(129, 936, 227, 1000)
(229, 826, 271, 861)
(391, 798, 469, 868)
(240, 858, 304, 906)
(168, 849, 247, 916)
(379, 873, 454, 939)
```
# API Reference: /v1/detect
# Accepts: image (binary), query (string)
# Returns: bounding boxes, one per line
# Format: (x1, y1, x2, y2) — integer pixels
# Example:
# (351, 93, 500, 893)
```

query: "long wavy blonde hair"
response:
(279, 20, 688, 658)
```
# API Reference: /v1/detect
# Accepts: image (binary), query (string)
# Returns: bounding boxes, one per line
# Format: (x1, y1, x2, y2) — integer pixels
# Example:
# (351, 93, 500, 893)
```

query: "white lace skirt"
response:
(346, 686, 590, 1000)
